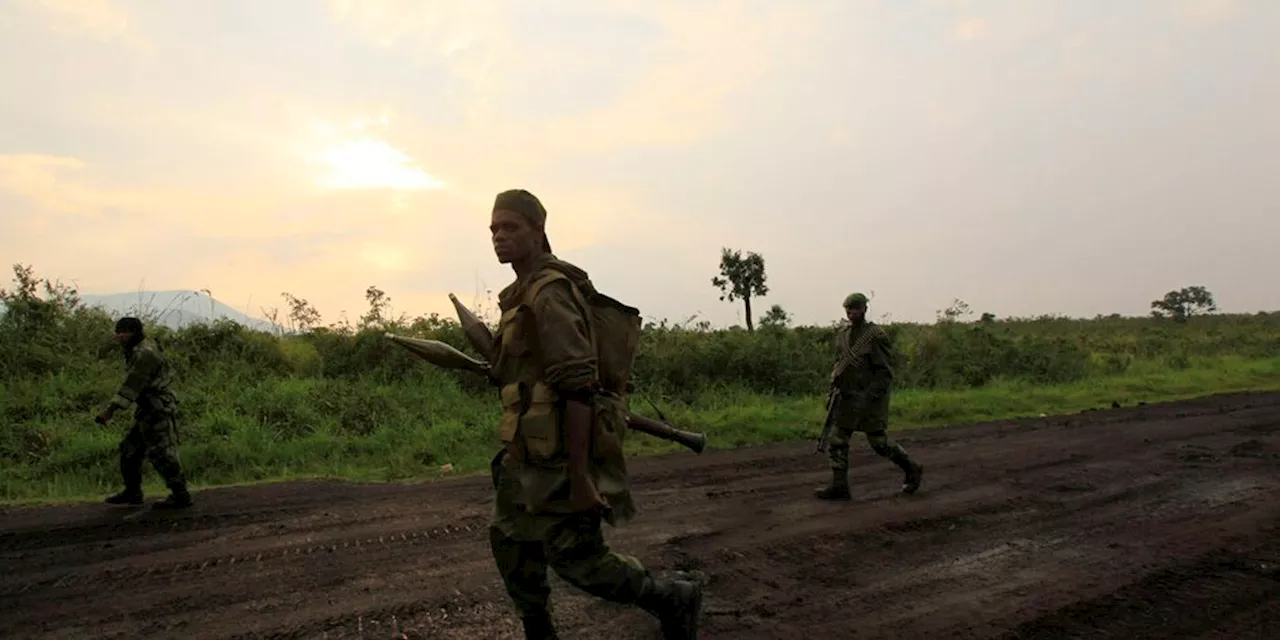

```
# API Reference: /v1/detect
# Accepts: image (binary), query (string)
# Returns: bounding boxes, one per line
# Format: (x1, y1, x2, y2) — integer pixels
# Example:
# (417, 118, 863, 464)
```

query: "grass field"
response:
(4, 263, 1279, 505)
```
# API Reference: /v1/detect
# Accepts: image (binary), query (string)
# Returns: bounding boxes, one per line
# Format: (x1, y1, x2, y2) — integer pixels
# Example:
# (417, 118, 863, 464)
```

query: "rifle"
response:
(387, 296, 708, 455)
(815, 388, 841, 453)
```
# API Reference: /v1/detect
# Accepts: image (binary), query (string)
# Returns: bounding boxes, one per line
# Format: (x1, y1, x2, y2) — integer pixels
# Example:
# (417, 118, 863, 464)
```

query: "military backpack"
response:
(522, 261, 642, 397)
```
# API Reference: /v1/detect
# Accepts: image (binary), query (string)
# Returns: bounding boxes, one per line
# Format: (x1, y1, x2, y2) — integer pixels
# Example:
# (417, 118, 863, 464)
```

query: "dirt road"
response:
(3, 391, 1279, 639)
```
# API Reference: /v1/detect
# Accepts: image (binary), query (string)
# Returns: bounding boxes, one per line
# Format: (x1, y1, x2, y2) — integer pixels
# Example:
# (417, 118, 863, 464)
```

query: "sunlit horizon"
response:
(2, 0, 1277, 328)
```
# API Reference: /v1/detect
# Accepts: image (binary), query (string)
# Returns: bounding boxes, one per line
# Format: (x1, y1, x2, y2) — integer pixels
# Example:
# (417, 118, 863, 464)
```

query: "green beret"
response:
(493, 189, 551, 252)
(843, 292, 868, 308)
(493, 189, 546, 228)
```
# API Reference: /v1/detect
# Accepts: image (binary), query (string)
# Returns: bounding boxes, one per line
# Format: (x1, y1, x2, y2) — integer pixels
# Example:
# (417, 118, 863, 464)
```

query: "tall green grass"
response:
(3, 263, 1278, 505)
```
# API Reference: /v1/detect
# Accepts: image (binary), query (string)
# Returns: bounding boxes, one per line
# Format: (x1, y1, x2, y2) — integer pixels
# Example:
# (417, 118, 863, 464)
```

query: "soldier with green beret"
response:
(817, 292, 924, 500)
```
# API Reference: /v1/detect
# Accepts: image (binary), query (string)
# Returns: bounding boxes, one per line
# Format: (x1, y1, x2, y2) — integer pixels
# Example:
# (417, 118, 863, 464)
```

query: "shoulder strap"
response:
(523, 268, 570, 307)
(521, 265, 601, 366)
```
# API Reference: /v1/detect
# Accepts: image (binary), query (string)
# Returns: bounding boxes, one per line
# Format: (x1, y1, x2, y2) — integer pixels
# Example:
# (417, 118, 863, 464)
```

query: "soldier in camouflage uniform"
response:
(486, 189, 701, 640)
(816, 293, 924, 501)
(96, 317, 192, 509)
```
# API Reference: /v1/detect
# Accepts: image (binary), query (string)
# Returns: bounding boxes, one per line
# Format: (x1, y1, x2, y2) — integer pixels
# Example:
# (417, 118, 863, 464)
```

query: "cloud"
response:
(326, 0, 502, 55)
(180, 243, 465, 329)
(327, 0, 820, 157)
(1174, 0, 1247, 26)
(357, 241, 413, 272)
(0, 154, 186, 224)
(3, 0, 1278, 327)
(953, 18, 988, 41)
(14, 0, 144, 48)
(0, 155, 97, 216)
(0, 143, 625, 323)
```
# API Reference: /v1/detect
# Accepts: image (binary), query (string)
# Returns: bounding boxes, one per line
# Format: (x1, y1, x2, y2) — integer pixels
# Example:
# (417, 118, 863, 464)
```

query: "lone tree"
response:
(1150, 286, 1217, 322)
(711, 247, 768, 331)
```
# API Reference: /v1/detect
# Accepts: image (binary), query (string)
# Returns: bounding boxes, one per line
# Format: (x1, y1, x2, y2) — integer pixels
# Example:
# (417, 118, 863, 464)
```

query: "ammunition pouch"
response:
(499, 383, 523, 444)
(498, 380, 565, 463)
(498, 381, 628, 467)
(520, 381, 562, 461)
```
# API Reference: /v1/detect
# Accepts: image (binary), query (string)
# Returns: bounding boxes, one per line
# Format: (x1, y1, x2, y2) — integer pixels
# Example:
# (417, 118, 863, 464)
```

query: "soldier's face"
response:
(845, 305, 865, 323)
(114, 331, 133, 345)
(489, 209, 543, 264)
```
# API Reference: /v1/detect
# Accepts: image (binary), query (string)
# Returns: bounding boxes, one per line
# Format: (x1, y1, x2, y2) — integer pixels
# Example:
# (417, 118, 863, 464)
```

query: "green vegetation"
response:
(3, 262, 1279, 505)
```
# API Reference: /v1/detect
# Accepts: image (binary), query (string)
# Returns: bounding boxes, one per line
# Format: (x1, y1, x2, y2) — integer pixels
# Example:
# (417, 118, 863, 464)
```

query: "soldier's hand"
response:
(95, 408, 115, 425)
(569, 473, 608, 513)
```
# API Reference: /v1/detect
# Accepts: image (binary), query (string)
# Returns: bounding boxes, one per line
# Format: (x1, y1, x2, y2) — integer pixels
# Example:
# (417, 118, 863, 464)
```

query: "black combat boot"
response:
(879, 439, 923, 495)
(105, 488, 143, 505)
(106, 465, 144, 504)
(814, 467, 851, 500)
(153, 478, 193, 509)
(520, 612, 558, 640)
(636, 575, 702, 639)
(109, 454, 145, 504)
(901, 460, 923, 495)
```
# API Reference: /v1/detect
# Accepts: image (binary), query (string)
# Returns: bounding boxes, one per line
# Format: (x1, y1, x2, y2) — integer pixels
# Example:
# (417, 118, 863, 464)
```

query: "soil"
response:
(3, 391, 1279, 639)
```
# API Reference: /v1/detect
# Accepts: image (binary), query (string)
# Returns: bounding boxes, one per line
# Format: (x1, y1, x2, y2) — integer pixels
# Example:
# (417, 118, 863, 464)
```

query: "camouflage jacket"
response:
(830, 321, 894, 427)
(489, 252, 636, 536)
(110, 337, 177, 417)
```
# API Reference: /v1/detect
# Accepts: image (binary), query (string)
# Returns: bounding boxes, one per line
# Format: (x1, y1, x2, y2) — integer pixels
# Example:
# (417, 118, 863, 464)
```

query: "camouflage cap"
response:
(843, 292, 869, 309)
(493, 189, 551, 252)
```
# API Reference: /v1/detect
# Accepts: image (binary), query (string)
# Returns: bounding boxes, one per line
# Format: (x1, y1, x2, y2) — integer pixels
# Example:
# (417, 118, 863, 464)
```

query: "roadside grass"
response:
(5, 354, 1277, 507)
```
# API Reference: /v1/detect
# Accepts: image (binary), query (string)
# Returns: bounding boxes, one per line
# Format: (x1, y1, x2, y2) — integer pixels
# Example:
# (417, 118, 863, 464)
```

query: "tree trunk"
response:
(744, 295, 754, 332)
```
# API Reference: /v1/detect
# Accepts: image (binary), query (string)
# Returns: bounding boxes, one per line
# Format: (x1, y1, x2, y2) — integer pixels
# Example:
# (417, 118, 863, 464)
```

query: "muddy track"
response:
(2, 391, 1278, 639)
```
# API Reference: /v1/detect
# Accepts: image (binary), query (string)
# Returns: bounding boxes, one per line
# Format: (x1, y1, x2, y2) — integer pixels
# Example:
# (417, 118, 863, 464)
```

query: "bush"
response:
(4, 262, 1280, 471)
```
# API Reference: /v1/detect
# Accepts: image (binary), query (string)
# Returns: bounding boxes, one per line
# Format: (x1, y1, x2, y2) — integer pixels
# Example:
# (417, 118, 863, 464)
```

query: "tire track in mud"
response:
(2, 391, 1280, 639)
(0, 512, 495, 597)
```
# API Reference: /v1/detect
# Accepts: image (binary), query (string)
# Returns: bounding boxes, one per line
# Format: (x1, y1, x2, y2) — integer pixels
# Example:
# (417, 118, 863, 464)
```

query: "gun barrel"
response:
(626, 413, 707, 454)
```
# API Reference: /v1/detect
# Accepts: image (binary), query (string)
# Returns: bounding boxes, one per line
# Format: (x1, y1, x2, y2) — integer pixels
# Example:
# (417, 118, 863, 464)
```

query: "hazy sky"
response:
(2, 0, 1277, 328)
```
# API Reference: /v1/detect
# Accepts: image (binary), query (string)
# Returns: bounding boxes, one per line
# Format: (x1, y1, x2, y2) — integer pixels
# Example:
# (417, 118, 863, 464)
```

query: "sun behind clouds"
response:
(311, 117, 445, 191)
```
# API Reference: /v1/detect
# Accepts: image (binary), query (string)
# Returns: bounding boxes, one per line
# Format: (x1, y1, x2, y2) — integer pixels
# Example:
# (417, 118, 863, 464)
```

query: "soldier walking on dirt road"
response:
(816, 293, 924, 500)
(484, 189, 702, 639)
(96, 317, 193, 509)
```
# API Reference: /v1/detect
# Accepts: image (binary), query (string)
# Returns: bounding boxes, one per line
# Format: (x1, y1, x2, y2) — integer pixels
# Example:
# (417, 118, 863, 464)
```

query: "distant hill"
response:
(76, 290, 282, 332)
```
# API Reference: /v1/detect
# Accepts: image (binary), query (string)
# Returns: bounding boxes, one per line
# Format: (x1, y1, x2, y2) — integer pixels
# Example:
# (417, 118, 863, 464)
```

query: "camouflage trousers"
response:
(827, 420, 914, 474)
(489, 512, 652, 618)
(488, 453, 650, 618)
(119, 411, 188, 494)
